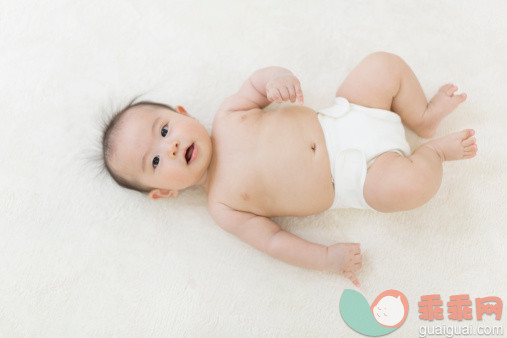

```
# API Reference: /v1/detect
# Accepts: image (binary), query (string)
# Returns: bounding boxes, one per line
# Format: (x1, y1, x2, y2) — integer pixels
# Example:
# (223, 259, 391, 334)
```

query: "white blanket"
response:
(1, 0, 505, 336)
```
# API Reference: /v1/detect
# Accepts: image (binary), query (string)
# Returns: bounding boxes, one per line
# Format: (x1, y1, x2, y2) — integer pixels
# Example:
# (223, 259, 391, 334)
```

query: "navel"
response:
(311, 142, 316, 152)
(241, 192, 250, 201)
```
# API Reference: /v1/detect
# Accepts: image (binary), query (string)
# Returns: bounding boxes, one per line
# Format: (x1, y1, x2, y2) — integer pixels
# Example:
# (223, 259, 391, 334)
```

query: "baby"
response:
(102, 52, 477, 287)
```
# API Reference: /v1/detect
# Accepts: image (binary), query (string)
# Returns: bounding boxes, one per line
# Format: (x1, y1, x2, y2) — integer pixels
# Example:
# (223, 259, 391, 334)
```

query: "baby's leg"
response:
(336, 52, 467, 138)
(363, 129, 477, 212)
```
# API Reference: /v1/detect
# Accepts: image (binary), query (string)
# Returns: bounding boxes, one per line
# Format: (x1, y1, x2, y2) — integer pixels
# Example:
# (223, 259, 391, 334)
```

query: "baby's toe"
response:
(464, 144, 477, 152)
(462, 137, 476, 146)
(439, 83, 453, 95)
(452, 92, 467, 103)
(444, 84, 458, 96)
(458, 129, 475, 141)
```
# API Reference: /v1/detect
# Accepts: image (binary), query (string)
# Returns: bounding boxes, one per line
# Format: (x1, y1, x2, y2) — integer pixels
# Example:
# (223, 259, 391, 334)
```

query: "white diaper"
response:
(317, 97, 411, 210)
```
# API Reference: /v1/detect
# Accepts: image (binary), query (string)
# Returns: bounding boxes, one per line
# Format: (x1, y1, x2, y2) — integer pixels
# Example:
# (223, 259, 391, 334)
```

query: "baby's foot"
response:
(418, 84, 467, 138)
(424, 129, 477, 161)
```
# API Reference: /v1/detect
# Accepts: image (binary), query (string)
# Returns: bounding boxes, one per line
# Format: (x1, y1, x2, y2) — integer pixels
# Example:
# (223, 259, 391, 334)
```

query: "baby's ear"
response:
(176, 106, 189, 116)
(149, 189, 178, 200)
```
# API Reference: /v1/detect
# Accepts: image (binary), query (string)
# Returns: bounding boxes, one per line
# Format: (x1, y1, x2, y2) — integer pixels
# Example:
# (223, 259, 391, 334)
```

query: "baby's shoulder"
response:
(211, 108, 230, 125)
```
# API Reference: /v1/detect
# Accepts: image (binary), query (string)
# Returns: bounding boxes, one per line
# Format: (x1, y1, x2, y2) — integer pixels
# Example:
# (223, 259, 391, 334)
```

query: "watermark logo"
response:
(418, 294, 503, 337)
(418, 294, 502, 321)
(340, 289, 409, 336)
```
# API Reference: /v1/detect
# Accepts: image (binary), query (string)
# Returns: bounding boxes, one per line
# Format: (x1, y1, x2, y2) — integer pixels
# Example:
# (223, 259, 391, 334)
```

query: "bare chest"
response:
(208, 107, 334, 217)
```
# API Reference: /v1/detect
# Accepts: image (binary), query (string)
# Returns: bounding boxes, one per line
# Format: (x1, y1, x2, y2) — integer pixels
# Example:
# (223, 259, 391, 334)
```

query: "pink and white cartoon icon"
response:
(371, 290, 409, 327)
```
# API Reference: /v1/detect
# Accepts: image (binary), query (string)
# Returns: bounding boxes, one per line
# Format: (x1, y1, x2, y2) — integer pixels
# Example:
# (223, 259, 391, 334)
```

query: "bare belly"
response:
(208, 106, 334, 217)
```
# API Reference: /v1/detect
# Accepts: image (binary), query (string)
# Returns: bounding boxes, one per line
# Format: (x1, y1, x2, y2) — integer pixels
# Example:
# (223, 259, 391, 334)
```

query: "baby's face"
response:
(109, 104, 212, 192)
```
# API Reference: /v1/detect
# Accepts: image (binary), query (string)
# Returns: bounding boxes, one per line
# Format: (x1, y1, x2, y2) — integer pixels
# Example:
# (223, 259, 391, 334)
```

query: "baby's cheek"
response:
(170, 169, 194, 188)
(172, 173, 188, 186)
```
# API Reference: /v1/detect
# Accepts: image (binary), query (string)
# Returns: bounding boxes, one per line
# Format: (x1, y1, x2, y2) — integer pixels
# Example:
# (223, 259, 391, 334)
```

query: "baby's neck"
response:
(199, 170, 209, 192)
(201, 144, 216, 193)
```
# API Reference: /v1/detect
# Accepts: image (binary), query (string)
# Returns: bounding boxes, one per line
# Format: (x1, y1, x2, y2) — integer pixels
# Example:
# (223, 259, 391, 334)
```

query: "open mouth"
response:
(185, 143, 195, 164)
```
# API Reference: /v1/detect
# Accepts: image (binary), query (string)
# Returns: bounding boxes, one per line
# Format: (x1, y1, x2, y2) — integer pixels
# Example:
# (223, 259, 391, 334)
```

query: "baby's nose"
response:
(169, 141, 180, 159)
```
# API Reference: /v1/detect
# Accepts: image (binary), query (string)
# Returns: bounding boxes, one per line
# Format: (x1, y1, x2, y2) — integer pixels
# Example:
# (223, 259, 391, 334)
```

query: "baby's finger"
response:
(345, 271, 360, 288)
(279, 87, 290, 102)
(344, 243, 361, 253)
(287, 85, 296, 103)
(350, 264, 361, 272)
(295, 83, 304, 105)
(273, 89, 283, 104)
(266, 90, 275, 102)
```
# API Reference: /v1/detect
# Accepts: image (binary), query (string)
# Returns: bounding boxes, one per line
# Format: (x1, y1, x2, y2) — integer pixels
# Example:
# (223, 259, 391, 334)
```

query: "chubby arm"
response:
(218, 67, 304, 113)
(208, 202, 362, 285)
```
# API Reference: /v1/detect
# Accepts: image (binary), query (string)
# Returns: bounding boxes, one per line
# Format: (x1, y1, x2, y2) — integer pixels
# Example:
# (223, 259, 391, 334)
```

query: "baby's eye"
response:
(161, 124, 168, 137)
(152, 155, 160, 169)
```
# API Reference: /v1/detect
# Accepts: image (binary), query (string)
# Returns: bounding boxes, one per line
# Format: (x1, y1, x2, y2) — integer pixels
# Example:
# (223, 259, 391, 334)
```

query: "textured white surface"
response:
(1, 0, 506, 336)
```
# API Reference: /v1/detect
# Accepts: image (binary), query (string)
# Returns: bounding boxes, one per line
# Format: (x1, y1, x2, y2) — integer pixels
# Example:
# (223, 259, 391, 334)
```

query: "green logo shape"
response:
(340, 289, 404, 336)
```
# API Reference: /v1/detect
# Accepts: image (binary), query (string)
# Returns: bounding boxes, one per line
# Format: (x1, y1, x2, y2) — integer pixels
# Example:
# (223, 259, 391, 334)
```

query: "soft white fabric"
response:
(318, 97, 411, 210)
(1, 0, 506, 336)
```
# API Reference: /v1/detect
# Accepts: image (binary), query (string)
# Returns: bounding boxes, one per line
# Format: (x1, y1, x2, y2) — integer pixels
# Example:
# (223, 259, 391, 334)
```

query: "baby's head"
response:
(102, 100, 212, 199)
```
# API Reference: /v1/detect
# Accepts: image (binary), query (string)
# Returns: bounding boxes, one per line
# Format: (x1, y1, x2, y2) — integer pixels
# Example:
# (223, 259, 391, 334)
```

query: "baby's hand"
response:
(326, 243, 362, 287)
(266, 73, 304, 105)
